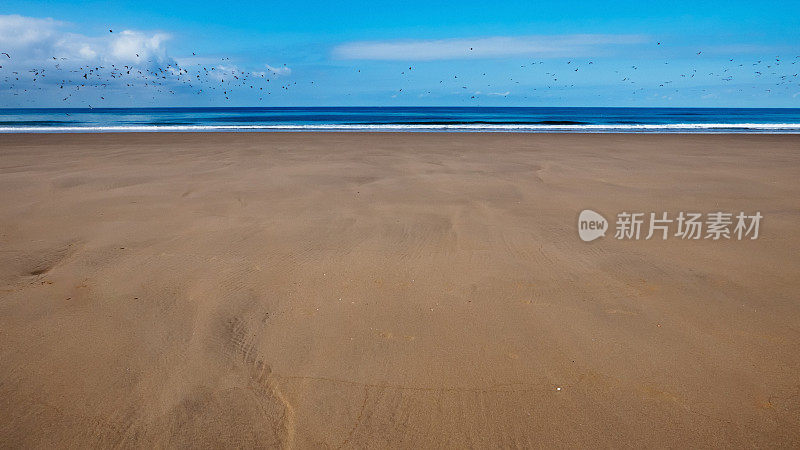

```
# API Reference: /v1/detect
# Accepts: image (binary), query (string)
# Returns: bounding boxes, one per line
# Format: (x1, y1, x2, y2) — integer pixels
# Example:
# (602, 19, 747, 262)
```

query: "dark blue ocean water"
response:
(1, 107, 800, 132)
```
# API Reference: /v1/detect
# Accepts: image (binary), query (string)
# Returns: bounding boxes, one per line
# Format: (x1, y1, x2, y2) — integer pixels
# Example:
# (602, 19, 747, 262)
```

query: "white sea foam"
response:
(2, 123, 800, 133)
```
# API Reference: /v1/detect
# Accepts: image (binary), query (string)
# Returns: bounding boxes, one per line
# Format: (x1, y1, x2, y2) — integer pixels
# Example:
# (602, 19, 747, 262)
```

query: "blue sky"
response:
(1, 1, 799, 107)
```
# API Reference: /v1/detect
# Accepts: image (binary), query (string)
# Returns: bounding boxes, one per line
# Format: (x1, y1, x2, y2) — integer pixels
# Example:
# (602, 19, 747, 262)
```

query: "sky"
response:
(1, 0, 799, 107)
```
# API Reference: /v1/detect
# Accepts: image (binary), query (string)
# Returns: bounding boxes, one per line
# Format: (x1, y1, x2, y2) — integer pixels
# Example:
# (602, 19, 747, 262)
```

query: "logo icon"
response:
(578, 209, 608, 242)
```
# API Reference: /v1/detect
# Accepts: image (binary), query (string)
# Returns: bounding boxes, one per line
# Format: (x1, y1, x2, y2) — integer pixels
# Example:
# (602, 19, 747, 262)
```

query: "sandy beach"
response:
(1, 132, 799, 447)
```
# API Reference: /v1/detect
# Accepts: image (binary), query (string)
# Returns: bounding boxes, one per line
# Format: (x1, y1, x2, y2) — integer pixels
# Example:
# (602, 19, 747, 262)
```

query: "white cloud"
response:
(109, 30, 170, 61)
(265, 64, 291, 76)
(78, 44, 97, 59)
(0, 14, 172, 64)
(0, 15, 61, 48)
(333, 34, 647, 61)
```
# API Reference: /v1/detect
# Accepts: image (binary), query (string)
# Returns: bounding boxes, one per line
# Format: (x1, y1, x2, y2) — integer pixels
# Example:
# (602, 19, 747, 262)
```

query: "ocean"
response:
(1, 107, 800, 133)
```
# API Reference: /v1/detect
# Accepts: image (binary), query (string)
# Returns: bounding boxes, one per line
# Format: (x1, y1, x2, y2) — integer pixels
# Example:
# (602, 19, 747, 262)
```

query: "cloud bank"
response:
(0, 14, 171, 64)
(333, 34, 648, 61)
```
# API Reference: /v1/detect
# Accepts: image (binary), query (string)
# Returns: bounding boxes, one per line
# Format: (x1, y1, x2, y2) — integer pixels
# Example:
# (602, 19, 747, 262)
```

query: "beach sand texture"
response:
(1, 132, 799, 447)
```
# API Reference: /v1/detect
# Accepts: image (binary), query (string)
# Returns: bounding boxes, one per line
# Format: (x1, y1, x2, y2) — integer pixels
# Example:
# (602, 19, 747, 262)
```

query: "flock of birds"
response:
(1, 52, 297, 105)
(1, 39, 799, 105)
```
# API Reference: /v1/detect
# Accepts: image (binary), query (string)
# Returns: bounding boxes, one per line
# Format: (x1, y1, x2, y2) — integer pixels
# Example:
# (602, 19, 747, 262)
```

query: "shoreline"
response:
(3, 126, 800, 134)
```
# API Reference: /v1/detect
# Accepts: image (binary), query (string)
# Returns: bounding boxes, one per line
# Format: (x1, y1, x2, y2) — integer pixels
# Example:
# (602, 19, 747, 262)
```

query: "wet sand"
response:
(1, 132, 799, 447)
